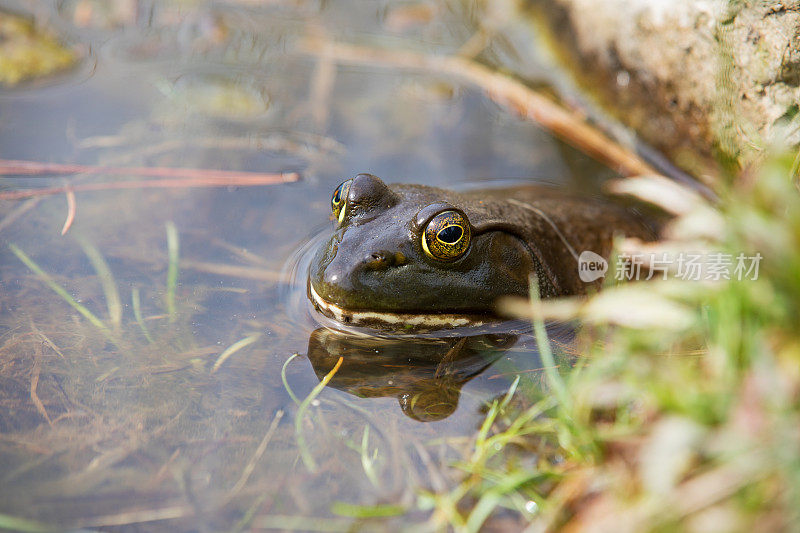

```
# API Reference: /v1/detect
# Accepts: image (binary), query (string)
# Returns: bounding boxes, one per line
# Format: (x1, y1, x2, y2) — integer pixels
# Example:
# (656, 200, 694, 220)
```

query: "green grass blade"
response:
(529, 276, 570, 408)
(281, 353, 301, 404)
(0, 512, 54, 533)
(475, 399, 500, 451)
(498, 375, 520, 411)
(295, 356, 343, 472)
(360, 425, 380, 488)
(76, 236, 122, 329)
(9, 244, 115, 343)
(131, 287, 154, 343)
(165, 221, 179, 322)
(330, 502, 405, 518)
(465, 470, 542, 532)
(211, 333, 262, 373)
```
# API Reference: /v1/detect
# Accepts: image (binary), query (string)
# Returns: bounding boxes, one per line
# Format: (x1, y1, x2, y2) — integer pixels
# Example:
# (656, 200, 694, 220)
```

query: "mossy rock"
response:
(526, 0, 800, 181)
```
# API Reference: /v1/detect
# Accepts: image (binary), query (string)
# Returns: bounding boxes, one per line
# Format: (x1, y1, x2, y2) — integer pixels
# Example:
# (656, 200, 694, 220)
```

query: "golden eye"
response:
(331, 180, 351, 223)
(422, 210, 471, 261)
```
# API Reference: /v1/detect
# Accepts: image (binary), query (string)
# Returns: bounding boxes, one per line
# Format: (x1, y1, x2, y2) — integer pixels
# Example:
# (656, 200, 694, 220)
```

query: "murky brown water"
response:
(0, 1, 612, 530)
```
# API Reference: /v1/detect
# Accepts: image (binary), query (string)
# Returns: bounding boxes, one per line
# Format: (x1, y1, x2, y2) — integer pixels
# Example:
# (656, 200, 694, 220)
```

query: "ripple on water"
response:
(280, 223, 579, 424)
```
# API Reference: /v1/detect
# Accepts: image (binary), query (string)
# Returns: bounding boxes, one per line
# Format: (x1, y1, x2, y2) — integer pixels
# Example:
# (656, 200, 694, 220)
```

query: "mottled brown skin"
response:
(309, 173, 654, 318)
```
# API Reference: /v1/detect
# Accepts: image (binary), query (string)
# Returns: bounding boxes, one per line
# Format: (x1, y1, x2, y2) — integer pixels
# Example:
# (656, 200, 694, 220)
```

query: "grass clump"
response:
(424, 150, 800, 531)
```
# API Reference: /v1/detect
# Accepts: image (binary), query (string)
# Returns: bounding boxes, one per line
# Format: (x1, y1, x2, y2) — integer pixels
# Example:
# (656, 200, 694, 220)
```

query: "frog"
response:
(308, 173, 655, 328)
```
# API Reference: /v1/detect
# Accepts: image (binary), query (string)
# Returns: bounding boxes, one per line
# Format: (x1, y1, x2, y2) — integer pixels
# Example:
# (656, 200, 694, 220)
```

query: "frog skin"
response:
(308, 173, 654, 328)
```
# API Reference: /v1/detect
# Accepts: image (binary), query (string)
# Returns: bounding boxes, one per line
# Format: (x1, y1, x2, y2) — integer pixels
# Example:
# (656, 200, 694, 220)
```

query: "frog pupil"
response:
(333, 187, 341, 204)
(437, 225, 463, 244)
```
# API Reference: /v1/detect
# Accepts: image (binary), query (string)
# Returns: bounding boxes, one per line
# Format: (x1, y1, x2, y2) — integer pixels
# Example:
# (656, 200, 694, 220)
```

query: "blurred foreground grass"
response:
(428, 150, 800, 531)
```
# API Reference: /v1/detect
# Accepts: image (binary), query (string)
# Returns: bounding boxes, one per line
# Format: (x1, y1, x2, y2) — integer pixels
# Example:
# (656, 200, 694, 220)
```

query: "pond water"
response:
(0, 1, 617, 530)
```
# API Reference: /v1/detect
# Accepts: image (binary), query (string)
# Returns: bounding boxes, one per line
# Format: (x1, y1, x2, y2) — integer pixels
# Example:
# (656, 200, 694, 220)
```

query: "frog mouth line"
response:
(308, 281, 482, 329)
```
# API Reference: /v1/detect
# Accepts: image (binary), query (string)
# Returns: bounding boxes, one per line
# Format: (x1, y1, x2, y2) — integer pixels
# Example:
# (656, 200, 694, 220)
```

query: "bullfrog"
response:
(308, 173, 654, 328)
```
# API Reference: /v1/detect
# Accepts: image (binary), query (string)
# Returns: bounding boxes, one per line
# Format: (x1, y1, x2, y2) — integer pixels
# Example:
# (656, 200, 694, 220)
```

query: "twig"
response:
(181, 260, 286, 282)
(150, 449, 181, 488)
(298, 39, 657, 177)
(0, 158, 298, 180)
(74, 506, 193, 528)
(30, 349, 52, 426)
(77, 133, 345, 155)
(0, 174, 299, 201)
(60, 187, 76, 235)
(225, 409, 284, 502)
(30, 324, 65, 359)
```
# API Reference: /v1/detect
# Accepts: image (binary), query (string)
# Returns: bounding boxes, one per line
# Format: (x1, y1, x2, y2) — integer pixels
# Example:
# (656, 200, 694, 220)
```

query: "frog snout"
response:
(363, 251, 408, 271)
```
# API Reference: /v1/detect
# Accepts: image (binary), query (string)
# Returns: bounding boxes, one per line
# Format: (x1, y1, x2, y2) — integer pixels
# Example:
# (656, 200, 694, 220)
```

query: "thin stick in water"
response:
(0, 157, 299, 180)
(226, 409, 284, 500)
(299, 39, 657, 178)
(0, 174, 299, 201)
(60, 187, 76, 235)
(30, 352, 52, 426)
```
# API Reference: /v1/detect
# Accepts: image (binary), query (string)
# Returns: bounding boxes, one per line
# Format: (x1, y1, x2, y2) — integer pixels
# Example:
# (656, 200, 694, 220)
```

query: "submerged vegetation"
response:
(4, 152, 796, 532)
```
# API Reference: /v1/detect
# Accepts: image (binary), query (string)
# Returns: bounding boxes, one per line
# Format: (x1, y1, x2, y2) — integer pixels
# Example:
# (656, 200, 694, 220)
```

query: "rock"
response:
(527, 0, 800, 179)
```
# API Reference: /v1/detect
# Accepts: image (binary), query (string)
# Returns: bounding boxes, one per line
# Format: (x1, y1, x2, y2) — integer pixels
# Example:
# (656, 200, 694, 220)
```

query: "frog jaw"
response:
(308, 280, 483, 329)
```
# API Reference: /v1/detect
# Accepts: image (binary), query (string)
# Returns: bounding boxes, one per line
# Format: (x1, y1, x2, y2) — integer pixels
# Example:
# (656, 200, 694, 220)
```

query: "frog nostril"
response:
(364, 250, 400, 271)
(362, 250, 409, 271)
(364, 252, 388, 270)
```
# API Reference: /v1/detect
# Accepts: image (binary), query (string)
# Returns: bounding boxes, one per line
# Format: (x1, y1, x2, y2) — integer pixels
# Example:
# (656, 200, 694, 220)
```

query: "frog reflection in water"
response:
(307, 328, 518, 421)
(309, 173, 654, 328)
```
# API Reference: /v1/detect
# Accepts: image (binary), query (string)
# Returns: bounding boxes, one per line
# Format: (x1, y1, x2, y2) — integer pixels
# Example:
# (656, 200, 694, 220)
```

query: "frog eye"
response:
(331, 180, 351, 223)
(422, 210, 471, 261)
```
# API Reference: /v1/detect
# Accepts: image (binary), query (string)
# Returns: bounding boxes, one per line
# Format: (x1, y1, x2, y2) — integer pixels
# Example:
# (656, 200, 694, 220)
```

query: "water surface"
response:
(0, 1, 610, 529)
